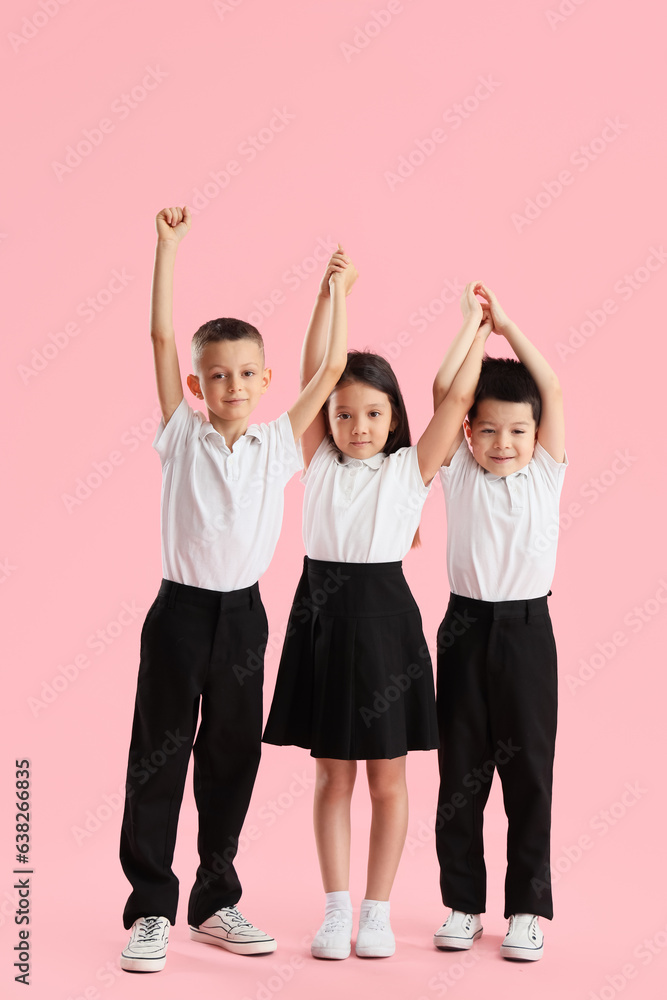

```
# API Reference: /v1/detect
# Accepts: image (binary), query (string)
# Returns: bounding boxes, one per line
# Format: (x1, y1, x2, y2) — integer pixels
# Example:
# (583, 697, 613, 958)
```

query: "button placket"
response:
(506, 473, 525, 511)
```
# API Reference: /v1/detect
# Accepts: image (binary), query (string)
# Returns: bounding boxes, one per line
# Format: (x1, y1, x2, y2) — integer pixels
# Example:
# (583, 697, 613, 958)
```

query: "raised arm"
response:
(300, 245, 348, 386)
(430, 281, 489, 463)
(151, 206, 192, 423)
(433, 281, 486, 409)
(477, 283, 565, 463)
(418, 317, 492, 485)
(288, 246, 357, 467)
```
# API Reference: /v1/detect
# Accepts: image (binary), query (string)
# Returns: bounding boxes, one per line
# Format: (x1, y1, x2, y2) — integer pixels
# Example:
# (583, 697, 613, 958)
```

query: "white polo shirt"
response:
(440, 439, 568, 601)
(302, 436, 431, 563)
(153, 397, 302, 592)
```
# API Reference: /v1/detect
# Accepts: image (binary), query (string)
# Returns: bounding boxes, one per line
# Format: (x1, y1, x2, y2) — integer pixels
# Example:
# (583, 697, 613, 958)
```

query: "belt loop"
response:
(167, 582, 176, 609)
(249, 585, 255, 611)
(525, 600, 530, 624)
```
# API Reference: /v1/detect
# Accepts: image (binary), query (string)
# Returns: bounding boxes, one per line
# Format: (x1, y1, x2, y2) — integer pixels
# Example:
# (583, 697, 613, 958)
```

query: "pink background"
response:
(2, 1, 666, 997)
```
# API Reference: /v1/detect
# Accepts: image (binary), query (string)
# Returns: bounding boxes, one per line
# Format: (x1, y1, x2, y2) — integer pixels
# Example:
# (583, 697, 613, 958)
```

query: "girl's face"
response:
(327, 381, 397, 460)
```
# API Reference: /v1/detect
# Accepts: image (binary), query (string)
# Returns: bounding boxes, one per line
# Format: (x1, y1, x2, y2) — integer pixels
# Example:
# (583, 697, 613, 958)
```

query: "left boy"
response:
(119, 207, 355, 972)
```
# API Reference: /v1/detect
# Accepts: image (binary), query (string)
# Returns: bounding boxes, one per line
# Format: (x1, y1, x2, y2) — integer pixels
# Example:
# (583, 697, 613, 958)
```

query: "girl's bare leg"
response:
(365, 756, 408, 900)
(313, 758, 357, 890)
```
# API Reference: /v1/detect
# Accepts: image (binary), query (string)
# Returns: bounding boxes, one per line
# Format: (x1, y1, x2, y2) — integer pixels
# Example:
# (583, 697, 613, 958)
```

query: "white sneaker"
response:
(433, 910, 483, 950)
(500, 913, 544, 961)
(120, 915, 170, 972)
(355, 902, 395, 958)
(311, 908, 353, 960)
(189, 905, 277, 955)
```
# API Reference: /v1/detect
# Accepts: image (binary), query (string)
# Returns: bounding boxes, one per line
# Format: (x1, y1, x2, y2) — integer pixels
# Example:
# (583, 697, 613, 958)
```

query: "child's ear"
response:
(187, 373, 203, 399)
(463, 417, 472, 443)
(389, 416, 398, 432)
(261, 367, 272, 393)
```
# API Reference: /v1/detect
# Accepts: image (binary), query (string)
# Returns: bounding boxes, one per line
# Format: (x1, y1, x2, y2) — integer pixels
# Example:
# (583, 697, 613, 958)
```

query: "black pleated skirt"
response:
(262, 557, 439, 760)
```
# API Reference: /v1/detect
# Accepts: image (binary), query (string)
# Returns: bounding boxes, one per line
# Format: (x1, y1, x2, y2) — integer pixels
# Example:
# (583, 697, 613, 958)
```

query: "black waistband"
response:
(158, 578, 260, 610)
(448, 591, 551, 621)
(304, 556, 403, 577)
(299, 557, 414, 618)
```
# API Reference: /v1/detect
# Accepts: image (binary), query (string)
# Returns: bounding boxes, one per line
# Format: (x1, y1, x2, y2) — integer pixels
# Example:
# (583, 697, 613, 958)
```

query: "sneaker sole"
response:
(311, 945, 351, 960)
(433, 928, 483, 951)
(355, 946, 395, 958)
(500, 943, 543, 961)
(189, 926, 277, 954)
(120, 954, 166, 973)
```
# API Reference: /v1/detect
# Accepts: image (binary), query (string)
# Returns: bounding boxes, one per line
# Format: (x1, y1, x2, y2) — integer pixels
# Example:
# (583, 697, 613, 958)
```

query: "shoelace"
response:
(136, 916, 165, 943)
(321, 908, 350, 934)
(360, 905, 388, 932)
(445, 912, 474, 931)
(226, 906, 256, 929)
(507, 915, 540, 943)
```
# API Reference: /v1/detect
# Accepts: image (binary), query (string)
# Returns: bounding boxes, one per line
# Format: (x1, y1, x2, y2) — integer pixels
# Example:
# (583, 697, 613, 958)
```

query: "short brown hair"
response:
(191, 318, 265, 371)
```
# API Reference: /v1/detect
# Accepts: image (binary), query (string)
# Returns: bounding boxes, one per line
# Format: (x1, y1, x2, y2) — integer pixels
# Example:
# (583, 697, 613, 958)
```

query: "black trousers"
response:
(435, 592, 558, 919)
(119, 579, 267, 929)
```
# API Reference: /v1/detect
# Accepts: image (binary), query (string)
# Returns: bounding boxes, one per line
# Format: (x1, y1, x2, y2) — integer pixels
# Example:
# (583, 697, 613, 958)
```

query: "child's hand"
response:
(319, 244, 353, 297)
(156, 206, 192, 245)
(476, 283, 511, 334)
(460, 281, 485, 325)
(478, 312, 494, 340)
(328, 244, 358, 295)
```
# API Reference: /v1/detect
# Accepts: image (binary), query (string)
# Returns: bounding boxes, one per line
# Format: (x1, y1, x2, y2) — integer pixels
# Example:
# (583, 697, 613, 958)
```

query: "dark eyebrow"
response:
(478, 420, 531, 426)
(207, 362, 260, 372)
(333, 403, 386, 412)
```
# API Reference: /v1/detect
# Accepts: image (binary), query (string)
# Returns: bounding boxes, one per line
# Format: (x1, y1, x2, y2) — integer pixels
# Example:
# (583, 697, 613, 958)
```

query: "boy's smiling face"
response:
(465, 398, 537, 476)
(188, 339, 270, 424)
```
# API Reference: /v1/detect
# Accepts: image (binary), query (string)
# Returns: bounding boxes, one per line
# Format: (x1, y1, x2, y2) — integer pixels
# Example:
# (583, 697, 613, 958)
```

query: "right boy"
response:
(431, 282, 566, 961)
(119, 207, 357, 972)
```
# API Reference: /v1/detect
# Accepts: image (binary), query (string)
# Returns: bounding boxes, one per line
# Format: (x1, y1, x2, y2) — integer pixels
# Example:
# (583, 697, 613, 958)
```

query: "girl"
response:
(263, 252, 491, 959)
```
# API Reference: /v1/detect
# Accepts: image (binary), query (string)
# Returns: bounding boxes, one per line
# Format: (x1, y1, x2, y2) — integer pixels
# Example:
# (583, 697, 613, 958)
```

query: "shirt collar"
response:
(484, 467, 529, 484)
(199, 421, 263, 447)
(336, 450, 386, 470)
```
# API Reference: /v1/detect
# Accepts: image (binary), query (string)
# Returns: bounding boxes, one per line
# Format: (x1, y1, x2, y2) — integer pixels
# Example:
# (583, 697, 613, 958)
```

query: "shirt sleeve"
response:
(389, 445, 432, 499)
(439, 438, 475, 494)
(301, 434, 337, 485)
(152, 397, 200, 465)
(267, 411, 303, 484)
(531, 441, 568, 494)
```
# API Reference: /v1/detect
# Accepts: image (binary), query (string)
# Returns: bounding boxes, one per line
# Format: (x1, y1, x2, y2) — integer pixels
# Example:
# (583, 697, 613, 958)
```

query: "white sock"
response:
(360, 898, 390, 917)
(325, 891, 352, 917)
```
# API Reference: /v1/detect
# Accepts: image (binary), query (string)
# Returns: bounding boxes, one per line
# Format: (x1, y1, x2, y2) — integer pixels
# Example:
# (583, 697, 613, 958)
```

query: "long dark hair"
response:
(327, 350, 412, 455)
(327, 350, 421, 547)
